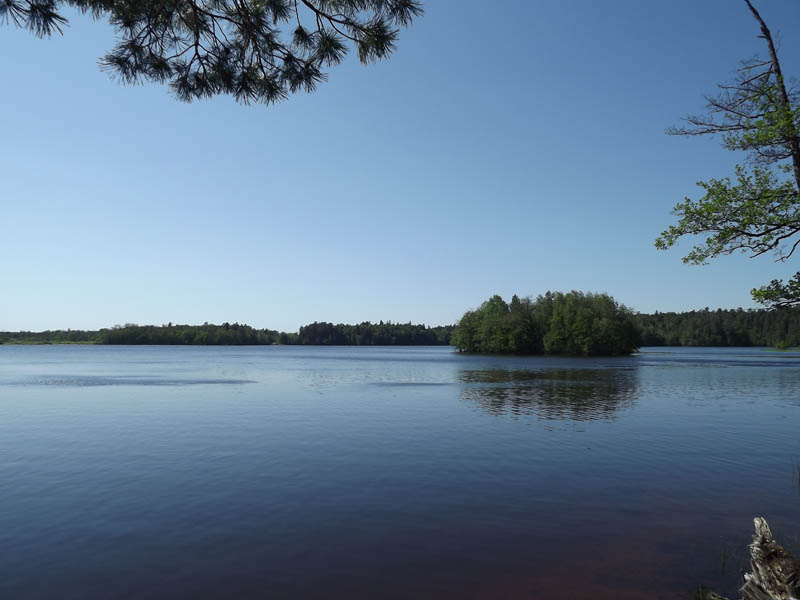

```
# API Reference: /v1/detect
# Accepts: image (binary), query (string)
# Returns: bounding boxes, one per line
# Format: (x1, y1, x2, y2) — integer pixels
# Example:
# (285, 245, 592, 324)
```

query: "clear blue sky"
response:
(2, 0, 799, 332)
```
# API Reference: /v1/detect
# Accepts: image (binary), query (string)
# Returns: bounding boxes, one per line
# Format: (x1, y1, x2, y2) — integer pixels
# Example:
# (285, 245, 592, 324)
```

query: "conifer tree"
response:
(1, 0, 422, 105)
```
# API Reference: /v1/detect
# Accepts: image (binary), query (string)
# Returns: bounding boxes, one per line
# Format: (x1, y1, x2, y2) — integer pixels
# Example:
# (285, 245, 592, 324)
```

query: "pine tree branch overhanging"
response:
(0, 0, 423, 105)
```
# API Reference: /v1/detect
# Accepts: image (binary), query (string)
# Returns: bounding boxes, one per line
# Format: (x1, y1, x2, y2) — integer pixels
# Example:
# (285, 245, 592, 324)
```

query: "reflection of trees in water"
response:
(460, 368, 640, 420)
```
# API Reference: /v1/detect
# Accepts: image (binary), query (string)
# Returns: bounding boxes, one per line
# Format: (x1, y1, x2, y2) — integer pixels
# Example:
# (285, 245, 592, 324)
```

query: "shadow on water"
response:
(459, 367, 640, 420)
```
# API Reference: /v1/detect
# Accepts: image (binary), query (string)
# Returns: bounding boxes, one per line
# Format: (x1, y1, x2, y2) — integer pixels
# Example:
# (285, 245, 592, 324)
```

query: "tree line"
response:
(3, 304, 800, 348)
(0, 321, 453, 346)
(634, 308, 800, 348)
(0, 329, 98, 344)
(98, 322, 281, 345)
(296, 321, 452, 346)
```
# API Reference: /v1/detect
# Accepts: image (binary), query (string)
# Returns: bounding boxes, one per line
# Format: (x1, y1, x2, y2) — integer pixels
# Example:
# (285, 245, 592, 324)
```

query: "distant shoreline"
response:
(2, 305, 799, 349)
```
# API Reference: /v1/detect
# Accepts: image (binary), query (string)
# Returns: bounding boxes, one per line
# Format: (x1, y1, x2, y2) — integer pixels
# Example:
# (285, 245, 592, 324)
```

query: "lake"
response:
(1, 345, 798, 599)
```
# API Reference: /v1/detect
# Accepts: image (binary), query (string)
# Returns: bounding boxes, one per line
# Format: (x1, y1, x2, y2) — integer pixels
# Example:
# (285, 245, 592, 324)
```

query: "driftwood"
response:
(703, 518, 799, 600)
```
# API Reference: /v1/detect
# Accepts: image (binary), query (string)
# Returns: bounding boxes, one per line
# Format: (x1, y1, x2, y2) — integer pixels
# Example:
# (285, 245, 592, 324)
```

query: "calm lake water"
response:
(1, 345, 799, 599)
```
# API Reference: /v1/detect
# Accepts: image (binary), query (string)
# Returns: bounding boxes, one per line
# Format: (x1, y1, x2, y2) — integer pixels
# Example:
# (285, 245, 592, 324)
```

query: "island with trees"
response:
(450, 292, 640, 356)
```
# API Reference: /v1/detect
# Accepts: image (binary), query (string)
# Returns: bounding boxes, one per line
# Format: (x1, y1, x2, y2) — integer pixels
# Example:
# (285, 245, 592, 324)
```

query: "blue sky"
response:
(2, 0, 800, 331)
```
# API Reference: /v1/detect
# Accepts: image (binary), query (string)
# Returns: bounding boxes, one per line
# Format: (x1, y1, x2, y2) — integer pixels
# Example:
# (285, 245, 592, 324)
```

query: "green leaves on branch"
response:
(723, 101, 800, 162)
(669, 58, 800, 165)
(655, 165, 800, 264)
(751, 272, 800, 308)
(657, 2, 800, 307)
(1, 0, 423, 105)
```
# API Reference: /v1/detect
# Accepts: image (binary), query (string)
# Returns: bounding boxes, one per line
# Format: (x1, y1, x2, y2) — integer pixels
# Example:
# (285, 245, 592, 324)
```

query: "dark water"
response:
(1, 345, 799, 599)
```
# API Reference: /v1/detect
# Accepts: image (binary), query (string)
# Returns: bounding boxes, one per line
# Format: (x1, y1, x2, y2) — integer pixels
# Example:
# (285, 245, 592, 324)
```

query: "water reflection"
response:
(460, 367, 640, 420)
(4, 375, 255, 387)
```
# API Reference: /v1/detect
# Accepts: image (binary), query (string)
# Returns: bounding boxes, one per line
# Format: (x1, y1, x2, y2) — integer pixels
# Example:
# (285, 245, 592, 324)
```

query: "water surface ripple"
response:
(1, 345, 798, 599)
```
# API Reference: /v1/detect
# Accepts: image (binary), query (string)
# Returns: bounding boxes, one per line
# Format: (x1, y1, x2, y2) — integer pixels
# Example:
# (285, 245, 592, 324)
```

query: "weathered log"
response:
(702, 518, 799, 600)
(741, 518, 799, 600)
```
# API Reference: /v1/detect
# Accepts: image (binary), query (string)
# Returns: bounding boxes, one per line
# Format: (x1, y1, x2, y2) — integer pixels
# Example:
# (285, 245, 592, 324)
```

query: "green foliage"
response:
(5, 307, 800, 348)
(0, 329, 99, 344)
(655, 165, 799, 264)
(296, 321, 452, 345)
(451, 292, 639, 356)
(751, 272, 800, 309)
(635, 307, 800, 348)
(1, 0, 422, 105)
(0, 320, 452, 346)
(656, 3, 800, 307)
(98, 322, 280, 345)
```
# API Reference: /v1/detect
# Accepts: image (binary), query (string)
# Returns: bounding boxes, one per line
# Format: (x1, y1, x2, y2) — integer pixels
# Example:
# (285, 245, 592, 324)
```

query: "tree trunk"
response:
(744, 0, 800, 193)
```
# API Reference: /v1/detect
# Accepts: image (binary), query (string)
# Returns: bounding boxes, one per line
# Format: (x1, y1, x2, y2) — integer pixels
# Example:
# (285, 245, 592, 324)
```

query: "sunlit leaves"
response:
(656, 165, 800, 264)
(752, 272, 800, 308)
(659, 7, 800, 307)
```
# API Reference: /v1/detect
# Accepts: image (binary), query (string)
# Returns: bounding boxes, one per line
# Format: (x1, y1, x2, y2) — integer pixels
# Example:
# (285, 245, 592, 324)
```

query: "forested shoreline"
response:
(635, 308, 800, 348)
(2, 306, 799, 348)
(296, 322, 452, 345)
(0, 321, 454, 347)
